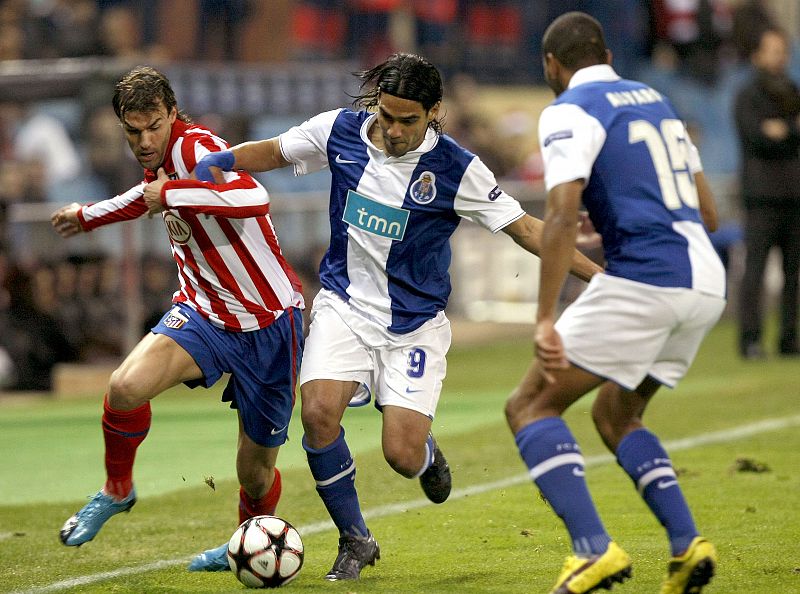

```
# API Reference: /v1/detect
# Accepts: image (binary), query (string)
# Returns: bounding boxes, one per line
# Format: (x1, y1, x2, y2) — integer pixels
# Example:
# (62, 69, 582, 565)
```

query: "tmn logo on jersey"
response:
(343, 190, 409, 241)
(410, 171, 437, 205)
(164, 212, 192, 244)
(163, 306, 189, 329)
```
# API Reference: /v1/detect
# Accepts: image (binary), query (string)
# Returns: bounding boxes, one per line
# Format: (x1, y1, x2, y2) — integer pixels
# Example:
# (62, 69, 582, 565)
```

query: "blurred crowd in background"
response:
(1, 0, 799, 390)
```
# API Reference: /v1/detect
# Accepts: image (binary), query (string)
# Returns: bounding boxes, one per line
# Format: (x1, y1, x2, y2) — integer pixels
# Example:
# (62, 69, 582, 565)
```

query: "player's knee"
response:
(107, 367, 149, 410)
(504, 387, 527, 431)
(238, 470, 270, 499)
(300, 396, 339, 440)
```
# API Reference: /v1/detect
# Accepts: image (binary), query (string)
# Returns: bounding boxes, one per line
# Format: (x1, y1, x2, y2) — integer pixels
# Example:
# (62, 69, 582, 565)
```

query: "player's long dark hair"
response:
(542, 11, 608, 70)
(351, 53, 444, 134)
(112, 66, 192, 124)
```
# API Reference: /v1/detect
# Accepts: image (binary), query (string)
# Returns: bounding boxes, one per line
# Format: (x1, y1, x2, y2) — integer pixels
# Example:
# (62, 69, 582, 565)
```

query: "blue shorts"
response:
(152, 304, 304, 447)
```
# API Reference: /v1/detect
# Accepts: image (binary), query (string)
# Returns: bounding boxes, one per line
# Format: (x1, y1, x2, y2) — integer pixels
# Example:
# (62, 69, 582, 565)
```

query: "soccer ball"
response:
(227, 515, 304, 588)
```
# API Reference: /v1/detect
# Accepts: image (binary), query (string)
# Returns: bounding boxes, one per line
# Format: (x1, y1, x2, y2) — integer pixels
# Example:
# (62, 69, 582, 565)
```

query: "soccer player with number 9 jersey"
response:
(195, 52, 602, 582)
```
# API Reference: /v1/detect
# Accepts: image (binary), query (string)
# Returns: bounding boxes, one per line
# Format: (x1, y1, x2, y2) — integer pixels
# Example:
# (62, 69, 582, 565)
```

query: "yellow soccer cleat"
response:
(551, 541, 632, 594)
(659, 536, 717, 594)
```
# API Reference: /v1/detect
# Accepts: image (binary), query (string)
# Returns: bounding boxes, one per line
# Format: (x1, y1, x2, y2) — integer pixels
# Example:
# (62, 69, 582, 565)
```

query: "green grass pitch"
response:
(1, 318, 799, 593)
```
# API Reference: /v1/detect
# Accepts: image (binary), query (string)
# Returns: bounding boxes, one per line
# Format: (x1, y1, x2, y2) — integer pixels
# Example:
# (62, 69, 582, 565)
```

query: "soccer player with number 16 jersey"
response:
(504, 12, 726, 594)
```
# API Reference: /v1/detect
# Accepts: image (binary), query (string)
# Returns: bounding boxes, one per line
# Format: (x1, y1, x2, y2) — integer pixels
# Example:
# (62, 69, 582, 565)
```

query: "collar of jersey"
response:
(568, 64, 621, 90)
(360, 113, 440, 159)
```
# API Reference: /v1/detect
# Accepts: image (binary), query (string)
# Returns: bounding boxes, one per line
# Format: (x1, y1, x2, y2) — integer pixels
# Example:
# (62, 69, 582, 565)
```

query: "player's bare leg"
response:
(106, 332, 204, 410)
(381, 405, 451, 503)
(591, 377, 657, 451)
(505, 359, 602, 430)
(301, 379, 355, 449)
(61, 333, 202, 546)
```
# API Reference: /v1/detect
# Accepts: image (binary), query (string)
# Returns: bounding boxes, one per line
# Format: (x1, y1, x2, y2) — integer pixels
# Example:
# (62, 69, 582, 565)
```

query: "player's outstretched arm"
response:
(502, 213, 602, 283)
(51, 202, 84, 237)
(194, 138, 290, 182)
(232, 138, 290, 172)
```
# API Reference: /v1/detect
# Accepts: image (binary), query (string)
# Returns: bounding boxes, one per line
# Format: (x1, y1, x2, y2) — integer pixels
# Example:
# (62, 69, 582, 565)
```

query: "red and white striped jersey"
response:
(77, 119, 303, 332)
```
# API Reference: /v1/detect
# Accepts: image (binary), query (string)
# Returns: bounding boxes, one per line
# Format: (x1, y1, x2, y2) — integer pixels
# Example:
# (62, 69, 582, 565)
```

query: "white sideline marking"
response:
(17, 414, 800, 594)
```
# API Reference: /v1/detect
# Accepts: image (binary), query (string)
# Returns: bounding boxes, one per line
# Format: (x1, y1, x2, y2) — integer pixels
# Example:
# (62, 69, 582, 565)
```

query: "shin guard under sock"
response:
(304, 428, 368, 537)
(516, 417, 611, 556)
(102, 395, 151, 499)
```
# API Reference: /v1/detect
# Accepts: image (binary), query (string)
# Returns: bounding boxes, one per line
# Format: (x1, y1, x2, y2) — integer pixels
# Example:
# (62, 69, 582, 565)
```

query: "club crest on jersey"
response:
(164, 212, 192, 245)
(343, 189, 409, 241)
(163, 306, 189, 329)
(409, 171, 437, 205)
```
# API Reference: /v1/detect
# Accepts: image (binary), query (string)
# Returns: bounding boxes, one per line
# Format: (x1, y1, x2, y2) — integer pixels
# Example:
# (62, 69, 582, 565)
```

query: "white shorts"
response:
(298, 289, 452, 418)
(556, 274, 726, 390)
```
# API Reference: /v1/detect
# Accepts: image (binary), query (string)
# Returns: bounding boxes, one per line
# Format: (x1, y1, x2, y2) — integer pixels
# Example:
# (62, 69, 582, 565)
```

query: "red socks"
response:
(239, 468, 282, 524)
(102, 395, 151, 500)
(102, 391, 282, 525)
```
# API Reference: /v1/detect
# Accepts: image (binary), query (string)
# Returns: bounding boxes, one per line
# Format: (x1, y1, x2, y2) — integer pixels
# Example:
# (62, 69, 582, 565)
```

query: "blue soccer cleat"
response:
(60, 488, 137, 546)
(188, 542, 231, 572)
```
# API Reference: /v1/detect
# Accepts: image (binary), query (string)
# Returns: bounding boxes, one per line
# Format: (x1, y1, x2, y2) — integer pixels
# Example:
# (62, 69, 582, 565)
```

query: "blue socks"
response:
(518, 419, 698, 557)
(616, 428, 697, 556)
(304, 427, 368, 537)
(516, 417, 611, 557)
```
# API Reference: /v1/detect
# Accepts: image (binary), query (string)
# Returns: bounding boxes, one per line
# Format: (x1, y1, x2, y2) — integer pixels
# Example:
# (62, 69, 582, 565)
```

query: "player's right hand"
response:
(50, 203, 83, 238)
(194, 149, 235, 182)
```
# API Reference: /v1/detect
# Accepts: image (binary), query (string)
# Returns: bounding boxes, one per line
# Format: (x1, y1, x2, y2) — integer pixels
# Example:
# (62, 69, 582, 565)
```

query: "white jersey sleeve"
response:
(453, 156, 526, 233)
(686, 136, 703, 174)
(278, 108, 344, 176)
(538, 103, 607, 192)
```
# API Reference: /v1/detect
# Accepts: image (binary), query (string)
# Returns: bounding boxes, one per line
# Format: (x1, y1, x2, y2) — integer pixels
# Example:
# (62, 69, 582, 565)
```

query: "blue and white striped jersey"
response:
(280, 108, 525, 333)
(539, 65, 725, 297)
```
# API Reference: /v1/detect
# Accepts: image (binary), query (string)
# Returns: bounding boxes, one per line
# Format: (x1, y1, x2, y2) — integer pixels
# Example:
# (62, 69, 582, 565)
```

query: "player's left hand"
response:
(143, 168, 169, 215)
(535, 320, 568, 383)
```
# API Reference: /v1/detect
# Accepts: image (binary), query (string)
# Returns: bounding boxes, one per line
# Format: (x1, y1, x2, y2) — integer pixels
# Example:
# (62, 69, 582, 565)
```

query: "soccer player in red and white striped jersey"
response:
(51, 66, 304, 572)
